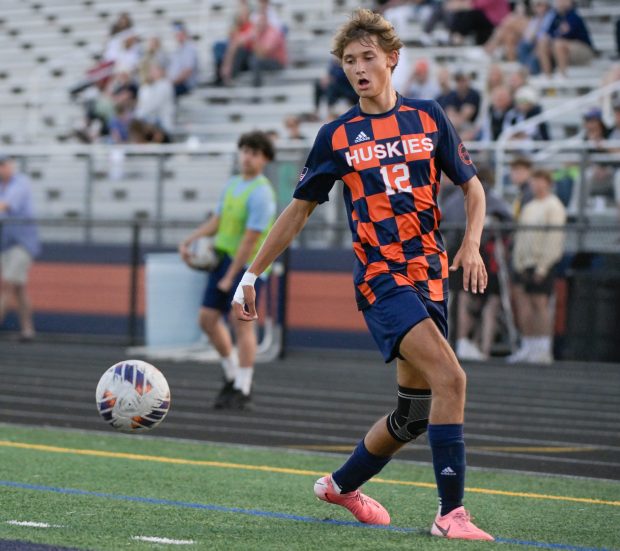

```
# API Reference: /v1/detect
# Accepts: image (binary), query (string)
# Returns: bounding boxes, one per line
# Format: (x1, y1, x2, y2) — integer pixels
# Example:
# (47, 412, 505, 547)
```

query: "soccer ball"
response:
(187, 237, 219, 271)
(95, 360, 171, 432)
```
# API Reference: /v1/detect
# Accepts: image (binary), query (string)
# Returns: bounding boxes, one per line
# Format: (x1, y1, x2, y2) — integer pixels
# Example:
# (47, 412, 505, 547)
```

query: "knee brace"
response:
(386, 387, 432, 443)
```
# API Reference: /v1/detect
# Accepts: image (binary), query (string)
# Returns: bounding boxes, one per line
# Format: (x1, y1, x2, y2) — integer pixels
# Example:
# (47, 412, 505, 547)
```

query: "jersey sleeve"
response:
(431, 101, 477, 186)
(293, 124, 340, 204)
(246, 184, 276, 232)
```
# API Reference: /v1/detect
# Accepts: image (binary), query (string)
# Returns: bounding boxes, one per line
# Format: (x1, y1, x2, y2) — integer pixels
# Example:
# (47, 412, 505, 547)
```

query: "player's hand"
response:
(450, 240, 488, 294)
(217, 273, 234, 293)
(178, 240, 192, 265)
(232, 272, 258, 321)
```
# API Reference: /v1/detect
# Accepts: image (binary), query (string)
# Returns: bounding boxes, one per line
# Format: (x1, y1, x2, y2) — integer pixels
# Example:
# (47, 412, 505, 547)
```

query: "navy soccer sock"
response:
(427, 424, 466, 516)
(331, 440, 392, 494)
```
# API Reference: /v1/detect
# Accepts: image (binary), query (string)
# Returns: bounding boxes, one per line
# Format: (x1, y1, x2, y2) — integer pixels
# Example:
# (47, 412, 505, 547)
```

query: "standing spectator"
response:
(167, 21, 199, 97)
(0, 155, 41, 341)
(508, 156, 534, 218)
(509, 169, 566, 364)
(136, 64, 175, 134)
(442, 71, 481, 128)
(178, 132, 276, 410)
(405, 58, 440, 100)
(504, 85, 550, 141)
(537, 0, 594, 78)
(314, 57, 358, 120)
(446, 0, 510, 45)
(248, 13, 287, 86)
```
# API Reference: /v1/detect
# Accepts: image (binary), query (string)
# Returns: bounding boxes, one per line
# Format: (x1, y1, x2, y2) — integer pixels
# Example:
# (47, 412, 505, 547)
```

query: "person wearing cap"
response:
(504, 85, 550, 140)
(0, 156, 41, 341)
(442, 71, 481, 129)
(167, 21, 199, 97)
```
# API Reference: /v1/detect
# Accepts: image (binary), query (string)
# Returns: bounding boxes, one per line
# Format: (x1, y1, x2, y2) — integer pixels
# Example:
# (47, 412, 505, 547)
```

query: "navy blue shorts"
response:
(362, 287, 448, 363)
(202, 253, 263, 313)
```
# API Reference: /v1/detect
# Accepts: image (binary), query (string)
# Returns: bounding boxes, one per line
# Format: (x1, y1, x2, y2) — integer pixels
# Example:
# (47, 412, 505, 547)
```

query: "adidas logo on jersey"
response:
(354, 131, 370, 143)
(440, 467, 456, 476)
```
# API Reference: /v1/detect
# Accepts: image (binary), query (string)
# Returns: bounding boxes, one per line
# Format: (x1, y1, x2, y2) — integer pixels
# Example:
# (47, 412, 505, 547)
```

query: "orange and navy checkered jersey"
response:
(294, 95, 477, 309)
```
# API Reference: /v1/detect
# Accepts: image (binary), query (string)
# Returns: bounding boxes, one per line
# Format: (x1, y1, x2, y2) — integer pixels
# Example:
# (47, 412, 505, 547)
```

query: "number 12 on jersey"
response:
(380, 163, 411, 195)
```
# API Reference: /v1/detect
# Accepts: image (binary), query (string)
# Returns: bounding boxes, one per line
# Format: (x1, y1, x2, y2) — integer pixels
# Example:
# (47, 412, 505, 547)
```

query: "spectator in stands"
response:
(580, 107, 616, 211)
(508, 156, 534, 218)
(442, 71, 481, 128)
(508, 169, 566, 364)
(283, 115, 307, 142)
(314, 57, 358, 120)
(444, 0, 510, 45)
(136, 63, 175, 134)
(504, 85, 550, 141)
(480, 84, 514, 141)
(178, 131, 277, 410)
(103, 13, 134, 63)
(405, 58, 440, 100)
(485, 63, 505, 94)
(434, 66, 453, 108)
(138, 37, 168, 84)
(0, 155, 40, 342)
(113, 29, 141, 75)
(517, 0, 556, 74)
(506, 66, 530, 95)
(110, 12, 133, 37)
(128, 119, 170, 144)
(247, 13, 287, 87)
(107, 104, 133, 144)
(537, 0, 594, 78)
(167, 21, 199, 97)
(214, 0, 254, 86)
(251, 0, 283, 31)
(484, 0, 554, 70)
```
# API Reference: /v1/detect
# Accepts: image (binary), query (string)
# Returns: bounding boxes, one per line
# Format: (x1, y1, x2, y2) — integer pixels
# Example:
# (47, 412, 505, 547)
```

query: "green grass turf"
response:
(0, 423, 619, 551)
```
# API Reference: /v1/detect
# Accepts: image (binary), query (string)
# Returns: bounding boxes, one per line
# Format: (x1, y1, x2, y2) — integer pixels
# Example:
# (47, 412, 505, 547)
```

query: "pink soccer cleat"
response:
(431, 506, 494, 541)
(313, 475, 390, 525)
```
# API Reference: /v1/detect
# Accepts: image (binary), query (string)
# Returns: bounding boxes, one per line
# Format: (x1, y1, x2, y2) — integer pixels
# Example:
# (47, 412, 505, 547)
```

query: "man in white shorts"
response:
(0, 154, 41, 341)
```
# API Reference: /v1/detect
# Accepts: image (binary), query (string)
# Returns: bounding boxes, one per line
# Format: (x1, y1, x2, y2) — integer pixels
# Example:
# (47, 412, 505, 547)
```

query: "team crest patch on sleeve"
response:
(299, 167, 309, 181)
(458, 143, 472, 165)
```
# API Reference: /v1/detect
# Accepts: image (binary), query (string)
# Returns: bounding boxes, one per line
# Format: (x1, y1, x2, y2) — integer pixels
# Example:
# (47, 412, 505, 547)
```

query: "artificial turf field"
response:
(0, 424, 618, 551)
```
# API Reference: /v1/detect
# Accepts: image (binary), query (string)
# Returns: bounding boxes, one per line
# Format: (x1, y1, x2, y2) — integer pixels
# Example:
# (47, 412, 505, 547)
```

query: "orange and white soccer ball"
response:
(95, 360, 171, 432)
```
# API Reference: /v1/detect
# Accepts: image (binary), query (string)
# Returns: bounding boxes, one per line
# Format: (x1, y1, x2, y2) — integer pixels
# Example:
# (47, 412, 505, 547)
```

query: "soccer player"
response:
(179, 131, 276, 410)
(232, 9, 492, 540)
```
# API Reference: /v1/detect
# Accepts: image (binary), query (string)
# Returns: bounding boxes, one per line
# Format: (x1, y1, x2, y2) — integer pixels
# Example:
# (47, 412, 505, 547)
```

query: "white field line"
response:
(6, 520, 64, 528)
(132, 536, 195, 545)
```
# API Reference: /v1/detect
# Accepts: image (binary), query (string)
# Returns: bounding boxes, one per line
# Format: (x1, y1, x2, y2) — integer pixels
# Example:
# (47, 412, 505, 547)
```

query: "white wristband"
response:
(232, 272, 258, 305)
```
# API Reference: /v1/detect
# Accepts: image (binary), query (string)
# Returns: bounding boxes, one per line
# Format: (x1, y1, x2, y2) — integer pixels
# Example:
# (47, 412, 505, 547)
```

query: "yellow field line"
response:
(0, 440, 618, 507)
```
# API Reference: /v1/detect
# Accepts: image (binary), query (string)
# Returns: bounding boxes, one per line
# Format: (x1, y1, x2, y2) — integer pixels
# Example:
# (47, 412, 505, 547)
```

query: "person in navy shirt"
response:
(0, 155, 41, 341)
(232, 9, 493, 541)
(537, 0, 594, 77)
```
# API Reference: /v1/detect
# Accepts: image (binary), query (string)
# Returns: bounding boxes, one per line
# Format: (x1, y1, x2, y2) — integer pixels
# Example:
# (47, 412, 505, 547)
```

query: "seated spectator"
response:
(484, 1, 531, 61)
(517, 0, 556, 74)
(113, 29, 142, 75)
(504, 85, 550, 141)
(167, 21, 199, 97)
(136, 64, 175, 134)
(283, 115, 307, 142)
(103, 13, 134, 63)
(128, 119, 170, 144)
(213, 1, 253, 86)
(507, 66, 529, 95)
(248, 13, 287, 87)
(139, 37, 168, 84)
(108, 104, 133, 144)
(442, 71, 481, 128)
(405, 58, 440, 100)
(434, 66, 453, 108)
(537, 0, 594, 78)
(581, 108, 615, 210)
(445, 0, 510, 45)
(480, 84, 514, 141)
(485, 63, 505, 94)
(314, 57, 358, 119)
(251, 0, 283, 31)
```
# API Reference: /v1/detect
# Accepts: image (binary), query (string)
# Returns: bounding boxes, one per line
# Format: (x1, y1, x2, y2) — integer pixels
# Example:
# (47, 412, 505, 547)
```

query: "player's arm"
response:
(232, 198, 318, 321)
(178, 214, 220, 263)
(449, 175, 488, 294)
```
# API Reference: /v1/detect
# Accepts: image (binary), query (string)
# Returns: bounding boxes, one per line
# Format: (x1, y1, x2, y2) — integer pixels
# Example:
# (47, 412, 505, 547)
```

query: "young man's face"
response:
(531, 176, 551, 198)
(239, 146, 268, 177)
(341, 37, 397, 100)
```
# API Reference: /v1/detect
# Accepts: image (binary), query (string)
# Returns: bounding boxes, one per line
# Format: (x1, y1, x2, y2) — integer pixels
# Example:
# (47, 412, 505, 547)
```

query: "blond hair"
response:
(331, 9, 403, 67)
